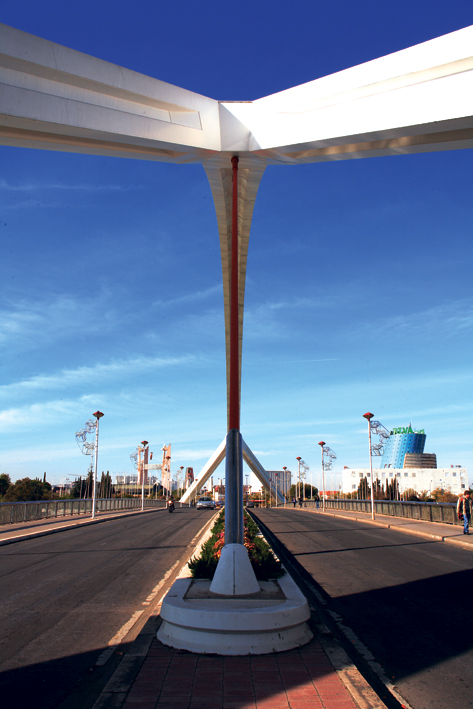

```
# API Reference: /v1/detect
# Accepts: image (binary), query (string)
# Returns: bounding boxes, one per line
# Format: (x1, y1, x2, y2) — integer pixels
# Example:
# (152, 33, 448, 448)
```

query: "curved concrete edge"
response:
(157, 618, 314, 655)
(158, 572, 313, 655)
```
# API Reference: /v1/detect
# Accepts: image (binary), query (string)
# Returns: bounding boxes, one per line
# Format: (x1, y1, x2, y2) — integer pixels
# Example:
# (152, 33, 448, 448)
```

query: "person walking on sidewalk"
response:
(292, 497, 296, 507)
(457, 489, 472, 535)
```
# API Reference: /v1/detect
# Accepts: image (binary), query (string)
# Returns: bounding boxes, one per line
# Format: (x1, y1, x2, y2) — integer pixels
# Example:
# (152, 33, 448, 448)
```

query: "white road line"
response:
(142, 559, 180, 605)
(95, 514, 218, 667)
(95, 610, 145, 666)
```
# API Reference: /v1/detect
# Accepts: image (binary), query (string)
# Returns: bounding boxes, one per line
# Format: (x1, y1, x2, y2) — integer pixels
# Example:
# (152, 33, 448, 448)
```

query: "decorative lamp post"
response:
(179, 466, 184, 500)
(318, 442, 326, 512)
(296, 457, 302, 501)
(363, 413, 375, 520)
(140, 441, 149, 511)
(282, 467, 288, 506)
(92, 411, 104, 520)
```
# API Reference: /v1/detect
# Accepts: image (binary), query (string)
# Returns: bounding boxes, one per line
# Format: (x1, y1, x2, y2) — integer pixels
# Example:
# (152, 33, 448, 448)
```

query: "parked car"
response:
(196, 497, 216, 510)
(245, 500, 254, 508)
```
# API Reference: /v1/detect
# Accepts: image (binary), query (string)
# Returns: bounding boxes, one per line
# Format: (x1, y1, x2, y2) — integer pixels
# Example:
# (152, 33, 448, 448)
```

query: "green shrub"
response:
(188, 510, 283, 581)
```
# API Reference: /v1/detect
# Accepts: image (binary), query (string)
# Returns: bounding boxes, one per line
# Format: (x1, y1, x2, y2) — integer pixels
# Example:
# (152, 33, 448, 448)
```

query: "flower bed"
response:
(188, 510, 284, 580)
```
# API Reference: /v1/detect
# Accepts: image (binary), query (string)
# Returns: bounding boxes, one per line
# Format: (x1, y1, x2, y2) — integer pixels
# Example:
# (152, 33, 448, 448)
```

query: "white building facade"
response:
(342, 467, 468, 497)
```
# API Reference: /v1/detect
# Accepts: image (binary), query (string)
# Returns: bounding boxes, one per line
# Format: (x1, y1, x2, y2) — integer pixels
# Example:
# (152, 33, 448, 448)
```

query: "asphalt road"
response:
(0, 506, 214, 709)
(253, 507, 473, 709)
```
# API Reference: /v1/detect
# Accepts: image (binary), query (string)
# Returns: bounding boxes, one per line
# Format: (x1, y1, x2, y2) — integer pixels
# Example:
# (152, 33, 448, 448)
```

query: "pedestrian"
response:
(298, 496, 303, 508)
(314, 492, 320, 510)
(457, 489, 472, 535)
(292, 497, 296, 508)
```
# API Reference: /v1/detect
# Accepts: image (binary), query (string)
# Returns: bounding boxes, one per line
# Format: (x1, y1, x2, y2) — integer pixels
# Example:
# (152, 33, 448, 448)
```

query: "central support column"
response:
(210, 157, 259, 596)
(229, 155, 240, 433)
(226, 155, 243, 546)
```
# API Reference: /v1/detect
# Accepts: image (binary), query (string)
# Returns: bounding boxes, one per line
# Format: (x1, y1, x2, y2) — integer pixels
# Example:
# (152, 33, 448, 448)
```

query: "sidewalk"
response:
(95, 615, 386, 709)
(0, 506, 164, 546)
(296, 504, 473, 549)
(92, 516, 388, 709)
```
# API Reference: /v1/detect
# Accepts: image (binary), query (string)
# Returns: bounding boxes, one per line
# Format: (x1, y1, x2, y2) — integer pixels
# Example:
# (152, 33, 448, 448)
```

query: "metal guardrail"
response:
(302, 498, 461, 526)
(0, 498, 165, 525)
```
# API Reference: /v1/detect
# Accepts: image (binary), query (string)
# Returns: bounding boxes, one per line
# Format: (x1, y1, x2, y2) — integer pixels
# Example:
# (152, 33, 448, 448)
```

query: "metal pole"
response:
(92, 411, 104, 520)
(296, 457, 301, 502)
(318, 442, 326, 512)
(225, 156, 243, 548)
(363, 413, 375, 520)
(225, 428, 243, 544)
(141, 450, 145, 512)
(229, 155, 240, 433)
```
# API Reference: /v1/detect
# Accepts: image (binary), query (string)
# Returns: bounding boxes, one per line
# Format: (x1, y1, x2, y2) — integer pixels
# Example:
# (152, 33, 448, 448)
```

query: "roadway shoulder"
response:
(0, 506, 165, 547)
(296, 507, 469, 545)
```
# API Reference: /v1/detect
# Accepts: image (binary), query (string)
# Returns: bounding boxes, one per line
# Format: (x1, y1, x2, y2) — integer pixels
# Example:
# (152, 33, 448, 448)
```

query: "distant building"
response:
(115, 474, 138, 485)
(381, 425, 431, 469)
(404, 453, 437, 468)
(342, 424, 468, 496)
(341, 467, 467, 496)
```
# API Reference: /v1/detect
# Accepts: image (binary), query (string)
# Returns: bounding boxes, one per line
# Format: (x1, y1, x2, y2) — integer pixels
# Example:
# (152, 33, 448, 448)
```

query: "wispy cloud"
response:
(350, 300, 473, 341)
(0, 354, 197, 397)
(249, 358, 340, 365)
(0, 199, 48, 210)
(0, 294, 120, 349)
(153, 284, 221, 307)
(0, 395, 98, 432)
(172, 448, 219, 462)
(244, 294, 342, 338)
(0, 179, 132, 192)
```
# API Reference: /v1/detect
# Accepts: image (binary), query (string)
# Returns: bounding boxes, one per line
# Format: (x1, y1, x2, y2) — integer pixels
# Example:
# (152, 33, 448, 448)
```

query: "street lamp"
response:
(318, 443, 326, 512)
(363, 412, 375, 520)
(296, 457, 301, 502)
(282, 467, 288, 507)
(92, 411, 104, 520)
(141, 441, 149, 512)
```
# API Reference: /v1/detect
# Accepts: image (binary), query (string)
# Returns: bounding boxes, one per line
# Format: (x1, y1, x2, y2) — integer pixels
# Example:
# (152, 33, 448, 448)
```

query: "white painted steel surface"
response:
(1, 23, 472, 422)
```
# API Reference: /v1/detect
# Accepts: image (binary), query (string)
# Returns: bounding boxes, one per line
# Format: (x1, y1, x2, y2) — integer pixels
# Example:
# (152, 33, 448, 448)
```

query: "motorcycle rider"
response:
(167, 496, 175, 513)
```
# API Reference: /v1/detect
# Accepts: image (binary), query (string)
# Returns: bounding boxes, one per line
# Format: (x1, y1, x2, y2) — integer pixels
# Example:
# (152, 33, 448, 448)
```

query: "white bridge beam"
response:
(179, 437, 285, 505)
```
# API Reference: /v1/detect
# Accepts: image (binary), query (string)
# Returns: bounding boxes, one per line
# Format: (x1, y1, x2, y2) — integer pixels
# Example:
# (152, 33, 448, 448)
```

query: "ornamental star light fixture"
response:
(2, 23, 473, 596)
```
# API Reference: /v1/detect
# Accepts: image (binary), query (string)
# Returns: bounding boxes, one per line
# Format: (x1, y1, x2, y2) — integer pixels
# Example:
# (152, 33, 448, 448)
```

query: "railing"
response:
(0, 497, 166, 526)
(301, 498, 461, 526)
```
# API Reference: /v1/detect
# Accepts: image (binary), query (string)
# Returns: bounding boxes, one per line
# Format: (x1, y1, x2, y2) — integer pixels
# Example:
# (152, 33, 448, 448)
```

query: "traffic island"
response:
(157, 570, 313, 655)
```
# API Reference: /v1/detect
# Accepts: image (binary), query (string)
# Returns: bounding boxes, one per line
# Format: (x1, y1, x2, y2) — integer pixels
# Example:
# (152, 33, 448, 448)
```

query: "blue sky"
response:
(1, 1, 472, 489)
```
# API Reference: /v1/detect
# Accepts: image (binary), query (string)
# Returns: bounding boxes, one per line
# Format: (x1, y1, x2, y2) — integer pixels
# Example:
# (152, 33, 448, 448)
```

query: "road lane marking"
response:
(95, 513, 218, 667)
(95, 610, 145, 666)
(142, 559, 180, 605)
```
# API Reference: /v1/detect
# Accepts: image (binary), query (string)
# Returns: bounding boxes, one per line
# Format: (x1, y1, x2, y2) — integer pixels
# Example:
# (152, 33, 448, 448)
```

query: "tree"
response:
(384, 477, 399, 500)
(4, 477, 52, 502)
(0, 473, 11, 497)
(431, 487, 458, 503)
(357, 476, 370, 500)
(373, 479, 384, 500)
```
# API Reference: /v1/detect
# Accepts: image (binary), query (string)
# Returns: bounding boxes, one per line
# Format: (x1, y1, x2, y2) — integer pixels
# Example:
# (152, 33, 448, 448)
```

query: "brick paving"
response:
(123, 636, 358, 709)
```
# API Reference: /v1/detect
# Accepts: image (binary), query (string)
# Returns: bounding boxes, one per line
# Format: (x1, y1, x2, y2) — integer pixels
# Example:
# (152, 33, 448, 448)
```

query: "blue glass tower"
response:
(381, 426, 426, 468)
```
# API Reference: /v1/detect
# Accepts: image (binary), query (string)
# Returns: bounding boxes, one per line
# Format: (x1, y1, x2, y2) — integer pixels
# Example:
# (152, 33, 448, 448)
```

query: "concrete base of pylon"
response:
(157, 571, 313, 655)
(209, 543, 260, 596)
